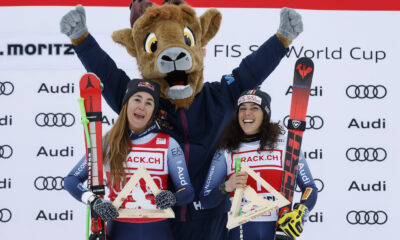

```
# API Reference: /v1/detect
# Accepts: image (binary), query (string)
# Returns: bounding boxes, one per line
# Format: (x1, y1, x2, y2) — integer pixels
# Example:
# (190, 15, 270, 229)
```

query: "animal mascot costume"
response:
(60, 0, 303, 239)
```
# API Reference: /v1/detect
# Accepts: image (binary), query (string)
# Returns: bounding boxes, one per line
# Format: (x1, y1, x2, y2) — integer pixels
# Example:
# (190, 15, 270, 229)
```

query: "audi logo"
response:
(346, 210, 388, 225)
(346, 148, 387, 162)
(283, 115, 323, 130)
(0, 145, 13, 159)
(0, 208, 12, 223)
(0, 82, 14, 96)
(34, 176, 64, 190)
(295, 178, 324, 192)
(346, 85, 387, 99)
(35, 113, 75, 127)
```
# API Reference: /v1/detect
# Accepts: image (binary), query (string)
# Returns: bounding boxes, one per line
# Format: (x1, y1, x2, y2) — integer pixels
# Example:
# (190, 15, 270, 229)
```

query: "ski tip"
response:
(79, 72, 101, 83)
(79, 72, 102, 91)
(296, 57, 314, 67)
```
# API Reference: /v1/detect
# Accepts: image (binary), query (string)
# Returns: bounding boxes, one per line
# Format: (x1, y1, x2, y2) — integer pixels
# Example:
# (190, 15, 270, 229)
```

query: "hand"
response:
(277, 204, 308, 238)
(60, 4, 88, 40)
(89, 196, 119, 222)
(155, 190, 177, 209)
(277, 7, 303, 41)
(224, 172, 248, 192)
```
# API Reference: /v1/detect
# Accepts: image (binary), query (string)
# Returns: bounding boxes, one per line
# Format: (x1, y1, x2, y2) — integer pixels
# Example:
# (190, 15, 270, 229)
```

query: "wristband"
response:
(87, 194, 97, 205)
(219, 182, 229, 195)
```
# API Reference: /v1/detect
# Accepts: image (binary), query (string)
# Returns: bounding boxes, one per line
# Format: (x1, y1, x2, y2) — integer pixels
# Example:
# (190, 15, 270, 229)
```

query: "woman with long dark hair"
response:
(200, 89, 318, 240)
(64, 79, 194, 240)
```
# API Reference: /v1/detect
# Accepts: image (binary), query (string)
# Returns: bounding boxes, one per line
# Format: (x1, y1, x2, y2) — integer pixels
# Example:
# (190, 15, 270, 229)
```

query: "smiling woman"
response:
(121, 79, 160, 133)
(64, 79, 195, 240)
(199, 89, 319, 240)
(127, 92, 156, 132)
(238, 103, 265, 136)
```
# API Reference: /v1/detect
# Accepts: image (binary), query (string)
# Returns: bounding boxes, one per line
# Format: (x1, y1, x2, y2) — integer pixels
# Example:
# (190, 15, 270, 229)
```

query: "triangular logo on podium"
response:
(226, 164, 290, 229)
(112, 165, 175, 218)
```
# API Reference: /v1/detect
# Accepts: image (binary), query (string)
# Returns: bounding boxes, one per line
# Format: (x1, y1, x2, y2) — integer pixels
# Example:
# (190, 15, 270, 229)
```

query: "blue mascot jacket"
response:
(74, 33, 288, 220)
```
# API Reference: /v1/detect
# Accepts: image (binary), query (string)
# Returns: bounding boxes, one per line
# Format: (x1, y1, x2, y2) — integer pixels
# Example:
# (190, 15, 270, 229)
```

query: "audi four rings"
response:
(0, 82, 14, 96)
(0, 145, 13, 159)
(0, 208, 12, 223)
(284, 115, 324, 130)
(346, 148, 387, 161)
(35, 113, 75, 127)
(346, 210, 388, 225)
(346, 85, 387, 99)
(34, 176, 64, 190)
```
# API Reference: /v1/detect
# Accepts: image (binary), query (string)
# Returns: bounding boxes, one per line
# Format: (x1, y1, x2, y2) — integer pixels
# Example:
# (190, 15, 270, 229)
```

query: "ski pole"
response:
(234, 157, 242, 216)
(86, 205, 90, 240)
(235, 157, 241, 173)
(78, 97, 91, 148)
(78, 97, 92, 240)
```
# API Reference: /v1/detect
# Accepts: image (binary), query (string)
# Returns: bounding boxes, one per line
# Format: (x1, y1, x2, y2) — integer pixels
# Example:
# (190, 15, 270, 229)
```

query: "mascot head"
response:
(112, 0, 222, 108)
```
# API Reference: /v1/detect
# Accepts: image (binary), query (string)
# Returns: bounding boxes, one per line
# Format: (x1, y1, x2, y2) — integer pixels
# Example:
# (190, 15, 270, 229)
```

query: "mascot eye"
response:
(144, 33, 158, 53)
(183, 27, 195, 47)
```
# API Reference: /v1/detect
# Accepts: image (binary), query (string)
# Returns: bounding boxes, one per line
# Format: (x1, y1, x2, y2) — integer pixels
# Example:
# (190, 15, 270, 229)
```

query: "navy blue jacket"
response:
(74, 33, 288, 220)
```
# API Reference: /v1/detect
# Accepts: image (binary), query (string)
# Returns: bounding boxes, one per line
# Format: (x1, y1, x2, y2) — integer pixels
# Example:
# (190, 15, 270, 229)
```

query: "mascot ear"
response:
(199, 8, 222, 47)
(112, 28, 137, 57)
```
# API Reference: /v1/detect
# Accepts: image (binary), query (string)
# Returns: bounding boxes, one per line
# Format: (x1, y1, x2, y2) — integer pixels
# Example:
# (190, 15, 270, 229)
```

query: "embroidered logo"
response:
(158, 109, 167, 120)
(238, 95, 262, 106)
(224, 75, 235, 85)
(156, 138, 166, 145)
(138, 81, 155, 90)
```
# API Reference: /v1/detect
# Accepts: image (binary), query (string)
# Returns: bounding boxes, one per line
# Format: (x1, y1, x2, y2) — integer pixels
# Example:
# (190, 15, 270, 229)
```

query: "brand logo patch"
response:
(156, 138, 166, 145)
(296, 64, 312, 79)
(224, 75, 235, 85)
(138, 81, 155, 91)
(126, 150, 165, 171)
(238, 95, 262, 106)
(231, 150, 283, 170)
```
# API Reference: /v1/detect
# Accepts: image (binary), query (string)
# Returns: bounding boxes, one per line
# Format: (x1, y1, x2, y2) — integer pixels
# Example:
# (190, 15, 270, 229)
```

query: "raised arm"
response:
(60, 5, 130, 113)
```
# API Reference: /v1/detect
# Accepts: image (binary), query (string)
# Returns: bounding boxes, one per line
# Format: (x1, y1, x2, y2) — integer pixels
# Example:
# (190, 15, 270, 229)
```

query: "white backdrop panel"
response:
(0, 6, 399, 240)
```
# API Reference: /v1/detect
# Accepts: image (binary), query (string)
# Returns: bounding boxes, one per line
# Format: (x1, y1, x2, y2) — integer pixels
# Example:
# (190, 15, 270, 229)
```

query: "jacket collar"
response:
(129, 121, 160, 140)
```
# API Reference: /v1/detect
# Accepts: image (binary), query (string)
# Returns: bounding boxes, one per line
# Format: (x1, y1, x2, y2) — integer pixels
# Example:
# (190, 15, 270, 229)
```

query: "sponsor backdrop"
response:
(0, 0, 399, 239)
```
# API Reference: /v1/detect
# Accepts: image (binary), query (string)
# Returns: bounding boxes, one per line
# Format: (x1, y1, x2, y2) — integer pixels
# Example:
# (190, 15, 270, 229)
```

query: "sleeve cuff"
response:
(81, 191, 94, 204)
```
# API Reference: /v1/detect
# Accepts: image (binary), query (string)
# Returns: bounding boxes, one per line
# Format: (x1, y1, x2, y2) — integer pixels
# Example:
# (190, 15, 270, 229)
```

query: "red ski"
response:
(275, 57, 314, 240)
(78, 73, 106, 240)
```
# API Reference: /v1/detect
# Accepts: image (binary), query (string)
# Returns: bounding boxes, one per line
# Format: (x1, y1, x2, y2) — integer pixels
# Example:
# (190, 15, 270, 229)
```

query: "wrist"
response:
(71, 31, 89, 46)
(294, 203, 309, 218)
(87, 194, 98, 205)
(219, 182, 229, 195)
(81, 191, 95, 204)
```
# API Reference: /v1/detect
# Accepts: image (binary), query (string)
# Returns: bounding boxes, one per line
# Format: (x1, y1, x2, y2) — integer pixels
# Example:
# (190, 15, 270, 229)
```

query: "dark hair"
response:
(217, 111, 283, 153)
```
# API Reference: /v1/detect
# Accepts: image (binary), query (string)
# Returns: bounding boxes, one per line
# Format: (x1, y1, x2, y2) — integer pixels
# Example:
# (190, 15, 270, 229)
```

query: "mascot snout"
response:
(157, 47, 193, 100)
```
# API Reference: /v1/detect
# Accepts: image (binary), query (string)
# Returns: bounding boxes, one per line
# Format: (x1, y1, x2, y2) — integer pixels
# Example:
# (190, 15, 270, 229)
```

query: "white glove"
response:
(60, 4, 88, 40)
(277, 7, 303, 41)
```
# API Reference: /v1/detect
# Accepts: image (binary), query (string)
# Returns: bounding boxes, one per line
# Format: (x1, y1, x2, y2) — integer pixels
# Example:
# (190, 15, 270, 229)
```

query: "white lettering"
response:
(193, 201, 203, 211)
